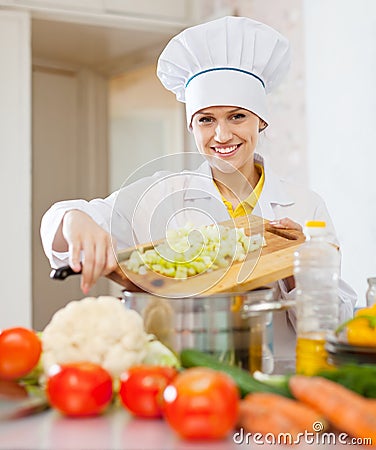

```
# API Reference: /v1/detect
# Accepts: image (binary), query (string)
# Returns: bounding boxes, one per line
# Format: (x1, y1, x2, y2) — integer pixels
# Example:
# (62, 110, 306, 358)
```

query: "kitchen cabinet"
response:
(6, 0, 199, 25)
(12, 0, 103, 11)
(104, 0, 188, 22)
(3, 0, 231, 28)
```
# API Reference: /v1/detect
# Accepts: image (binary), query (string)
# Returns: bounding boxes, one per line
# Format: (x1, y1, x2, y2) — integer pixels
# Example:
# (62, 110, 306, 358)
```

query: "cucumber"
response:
(180, 349, 292, 398)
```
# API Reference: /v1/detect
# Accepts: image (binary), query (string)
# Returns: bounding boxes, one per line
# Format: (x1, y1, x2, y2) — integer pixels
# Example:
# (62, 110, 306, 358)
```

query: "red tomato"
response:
(46, 362, 113, 417)
(162, 367, 239, 440)
(119, 366, 177, 418)
(0, 327, 42, 380)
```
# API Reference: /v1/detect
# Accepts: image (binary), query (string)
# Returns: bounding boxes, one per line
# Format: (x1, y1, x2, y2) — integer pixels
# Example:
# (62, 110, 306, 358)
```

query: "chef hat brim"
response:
(185, 68, 268, 129)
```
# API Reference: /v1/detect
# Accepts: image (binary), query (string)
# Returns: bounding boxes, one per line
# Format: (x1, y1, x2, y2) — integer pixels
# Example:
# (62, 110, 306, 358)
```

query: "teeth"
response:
(213, 145, 238, 154)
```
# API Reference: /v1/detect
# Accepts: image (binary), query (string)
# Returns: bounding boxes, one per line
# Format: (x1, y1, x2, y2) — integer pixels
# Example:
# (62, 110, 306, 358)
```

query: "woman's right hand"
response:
(60, 210, 117, 294)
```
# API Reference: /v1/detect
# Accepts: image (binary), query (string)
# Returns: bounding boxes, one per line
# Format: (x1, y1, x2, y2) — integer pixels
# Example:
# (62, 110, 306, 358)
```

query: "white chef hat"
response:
(157, 16, 291, 129)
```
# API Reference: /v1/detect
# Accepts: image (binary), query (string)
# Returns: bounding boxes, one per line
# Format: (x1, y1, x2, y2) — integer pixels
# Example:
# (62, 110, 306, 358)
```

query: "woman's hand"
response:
(60, 210, 118, 294)
(269, 217, 302, 292)
(268, 217, 303, 232)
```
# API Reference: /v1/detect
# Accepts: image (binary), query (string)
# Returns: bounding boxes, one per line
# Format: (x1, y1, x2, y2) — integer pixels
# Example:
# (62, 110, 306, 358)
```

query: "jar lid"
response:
(305, 220, 326, 228)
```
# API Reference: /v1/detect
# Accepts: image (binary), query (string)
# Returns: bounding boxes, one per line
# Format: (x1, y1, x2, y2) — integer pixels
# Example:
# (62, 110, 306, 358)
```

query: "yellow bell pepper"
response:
(354, 303, 376, 317)
(337, 307, 376, 346)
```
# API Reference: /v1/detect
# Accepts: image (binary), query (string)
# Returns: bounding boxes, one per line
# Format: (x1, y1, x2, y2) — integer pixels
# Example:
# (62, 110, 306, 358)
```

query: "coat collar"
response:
(183, 153, 295, 208)
(183, 160, 223, 202)
(255, 153, 294, 206)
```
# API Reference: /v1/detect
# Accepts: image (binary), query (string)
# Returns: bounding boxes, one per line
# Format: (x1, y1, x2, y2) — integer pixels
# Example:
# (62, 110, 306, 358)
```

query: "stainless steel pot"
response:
(122, 288, 280, 373)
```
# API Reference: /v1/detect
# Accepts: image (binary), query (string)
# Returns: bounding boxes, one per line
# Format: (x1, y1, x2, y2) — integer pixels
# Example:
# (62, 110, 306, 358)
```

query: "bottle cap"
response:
(305, 221, 326, 228)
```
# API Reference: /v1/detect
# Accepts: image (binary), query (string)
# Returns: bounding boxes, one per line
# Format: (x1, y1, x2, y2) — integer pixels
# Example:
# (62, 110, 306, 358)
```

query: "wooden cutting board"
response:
(108, 215, 305, 297)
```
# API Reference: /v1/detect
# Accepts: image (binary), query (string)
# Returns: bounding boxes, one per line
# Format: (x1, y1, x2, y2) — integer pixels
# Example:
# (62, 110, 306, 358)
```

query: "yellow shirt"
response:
(215, 164, 265, 218)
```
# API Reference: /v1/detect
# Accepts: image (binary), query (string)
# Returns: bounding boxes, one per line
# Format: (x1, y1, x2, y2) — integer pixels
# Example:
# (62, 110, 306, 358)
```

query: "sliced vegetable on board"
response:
(125, 223, 264, 279)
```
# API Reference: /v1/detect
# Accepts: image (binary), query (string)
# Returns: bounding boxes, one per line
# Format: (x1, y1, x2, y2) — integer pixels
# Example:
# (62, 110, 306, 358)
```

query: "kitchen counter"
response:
(0, 407, 238, 450)
(0, 406, 371, 450)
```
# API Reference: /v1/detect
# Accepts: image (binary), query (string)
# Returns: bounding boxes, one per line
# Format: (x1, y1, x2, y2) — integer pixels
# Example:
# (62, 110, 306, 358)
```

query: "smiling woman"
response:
(191, 106, 262, 206)
(40, 16, 356, 363)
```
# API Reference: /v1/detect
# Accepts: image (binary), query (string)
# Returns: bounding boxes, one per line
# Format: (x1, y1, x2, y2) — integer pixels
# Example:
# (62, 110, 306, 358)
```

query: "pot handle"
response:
(241, 299, 296, 318)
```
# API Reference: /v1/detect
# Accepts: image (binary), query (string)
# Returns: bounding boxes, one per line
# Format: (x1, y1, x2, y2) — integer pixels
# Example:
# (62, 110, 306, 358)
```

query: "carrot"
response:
(289, 375, 376, 444)
(368, 399, 376, 413)
(238, 392, 325, 440)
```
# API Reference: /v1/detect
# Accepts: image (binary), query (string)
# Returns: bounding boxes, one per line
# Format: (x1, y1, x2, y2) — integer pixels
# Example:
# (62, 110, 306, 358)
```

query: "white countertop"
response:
(0, 407, 240, 450)
(0, 406, 370, 450)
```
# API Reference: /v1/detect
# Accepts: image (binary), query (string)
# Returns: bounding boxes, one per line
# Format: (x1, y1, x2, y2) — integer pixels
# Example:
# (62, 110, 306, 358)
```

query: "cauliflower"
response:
(143, 339, 180, 368)
(41, 296, 149, 378)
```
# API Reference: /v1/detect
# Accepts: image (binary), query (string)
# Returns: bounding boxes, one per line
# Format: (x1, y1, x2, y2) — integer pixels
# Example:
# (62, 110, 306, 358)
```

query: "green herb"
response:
(317, 364, 376, 398)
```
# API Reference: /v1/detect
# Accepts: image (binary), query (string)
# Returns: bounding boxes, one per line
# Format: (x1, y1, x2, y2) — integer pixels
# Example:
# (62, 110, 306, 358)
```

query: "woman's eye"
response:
(231, 113, 246, 120)
(198, 116, 213, 123)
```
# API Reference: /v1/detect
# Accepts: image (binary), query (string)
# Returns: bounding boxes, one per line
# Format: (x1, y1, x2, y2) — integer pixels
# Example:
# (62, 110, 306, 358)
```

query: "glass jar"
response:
(366, 277, 376, 307)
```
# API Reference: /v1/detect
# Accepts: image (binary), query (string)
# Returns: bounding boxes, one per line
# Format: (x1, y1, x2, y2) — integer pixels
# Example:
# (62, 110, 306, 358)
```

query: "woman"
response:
(41, 16, 356, 362)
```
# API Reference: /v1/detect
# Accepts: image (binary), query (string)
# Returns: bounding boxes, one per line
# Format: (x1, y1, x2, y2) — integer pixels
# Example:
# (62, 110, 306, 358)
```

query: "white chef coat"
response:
(40, 153, 357, 363)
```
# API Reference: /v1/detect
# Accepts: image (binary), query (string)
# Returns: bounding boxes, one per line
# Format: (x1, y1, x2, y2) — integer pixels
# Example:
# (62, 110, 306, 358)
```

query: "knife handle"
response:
(50, 265, 82, 280)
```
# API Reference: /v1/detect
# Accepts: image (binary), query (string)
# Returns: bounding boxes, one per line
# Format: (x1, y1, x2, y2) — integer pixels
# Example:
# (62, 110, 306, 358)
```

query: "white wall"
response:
(304, 0, 376, 305)
(0, 11, 31, 329)
(236, 0, 307, 183)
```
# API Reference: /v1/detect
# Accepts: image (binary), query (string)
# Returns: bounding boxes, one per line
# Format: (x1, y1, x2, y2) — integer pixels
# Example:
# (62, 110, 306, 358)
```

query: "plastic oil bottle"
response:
(294, 221, 340, 375)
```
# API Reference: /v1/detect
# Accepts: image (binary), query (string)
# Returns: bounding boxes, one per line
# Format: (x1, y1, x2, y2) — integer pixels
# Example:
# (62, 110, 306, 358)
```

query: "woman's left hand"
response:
(269, 217, 302, 292)
(268, 217, 302, 232)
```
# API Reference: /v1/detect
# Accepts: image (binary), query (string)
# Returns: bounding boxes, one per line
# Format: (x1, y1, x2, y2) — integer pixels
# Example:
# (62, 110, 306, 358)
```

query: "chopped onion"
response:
(125, 223, 265, 279)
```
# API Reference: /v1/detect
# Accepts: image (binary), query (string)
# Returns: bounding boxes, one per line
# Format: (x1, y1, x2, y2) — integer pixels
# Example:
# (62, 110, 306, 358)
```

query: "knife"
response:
(0, 382, 49, 421)
(0, 396, 49, 420)
(50, 244, 154, 281)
